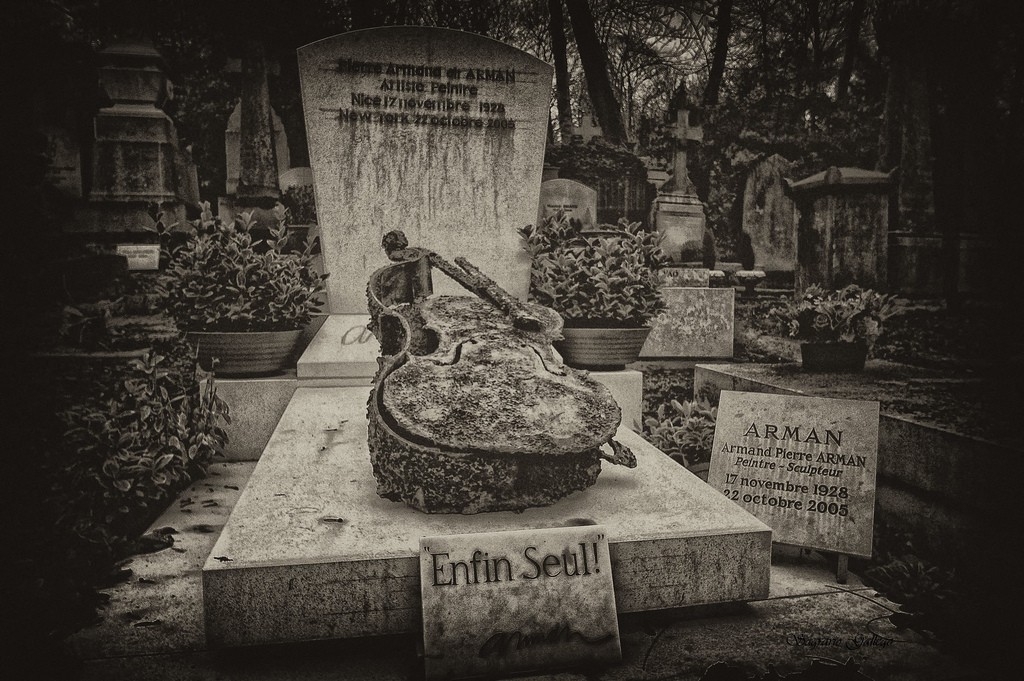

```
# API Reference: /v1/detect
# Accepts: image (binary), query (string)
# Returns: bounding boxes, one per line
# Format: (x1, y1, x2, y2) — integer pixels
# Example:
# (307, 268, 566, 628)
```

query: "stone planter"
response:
(187, 329, 304, 377)
(800, 341, 867, 373)
(555, 327, 651, 370)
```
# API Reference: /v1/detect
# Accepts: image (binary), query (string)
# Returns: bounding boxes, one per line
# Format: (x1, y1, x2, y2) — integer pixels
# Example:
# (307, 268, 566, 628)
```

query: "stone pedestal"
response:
(74, 40, 197, 233)
(652, 192, 705, 263)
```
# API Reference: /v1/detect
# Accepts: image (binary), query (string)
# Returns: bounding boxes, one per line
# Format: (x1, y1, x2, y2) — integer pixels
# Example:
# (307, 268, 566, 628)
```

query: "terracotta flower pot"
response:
(555, 327, 651, 370)
(186, 329, 304, 377)
(800, 341, 868, 373)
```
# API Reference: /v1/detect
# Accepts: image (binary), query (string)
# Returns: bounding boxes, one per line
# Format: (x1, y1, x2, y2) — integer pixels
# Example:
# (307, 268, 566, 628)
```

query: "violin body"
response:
(366, 232, 635, 514)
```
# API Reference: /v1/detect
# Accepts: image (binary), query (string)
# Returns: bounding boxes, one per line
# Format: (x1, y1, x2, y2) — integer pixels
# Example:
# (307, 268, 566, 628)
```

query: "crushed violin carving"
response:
(365, 230, 636, 514)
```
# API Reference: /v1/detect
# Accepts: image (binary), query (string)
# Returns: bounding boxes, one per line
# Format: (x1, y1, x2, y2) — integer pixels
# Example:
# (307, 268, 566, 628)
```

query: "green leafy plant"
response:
(775, 284, 898, 349)
(643, 398, 718, 467)
(57, 351, 229, 541)
(519, 212, 668, 328)
(160, 203, 327, 332)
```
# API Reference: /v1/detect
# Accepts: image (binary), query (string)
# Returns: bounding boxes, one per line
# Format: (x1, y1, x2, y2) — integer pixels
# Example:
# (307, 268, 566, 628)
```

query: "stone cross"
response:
(667, 83, 702, 195)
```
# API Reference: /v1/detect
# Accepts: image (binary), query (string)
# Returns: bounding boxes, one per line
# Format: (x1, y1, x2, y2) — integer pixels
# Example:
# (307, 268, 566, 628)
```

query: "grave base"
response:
(203, 387, 771, 648)
(641, 288, 734, 359)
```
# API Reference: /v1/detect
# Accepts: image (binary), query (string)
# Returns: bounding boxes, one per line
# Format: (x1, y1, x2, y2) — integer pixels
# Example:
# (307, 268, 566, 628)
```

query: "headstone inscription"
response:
(707, 391, 879, 558)
(420, 525, 620, 680)
(298, 27, 553, 313)
(537, 178, 597, 227)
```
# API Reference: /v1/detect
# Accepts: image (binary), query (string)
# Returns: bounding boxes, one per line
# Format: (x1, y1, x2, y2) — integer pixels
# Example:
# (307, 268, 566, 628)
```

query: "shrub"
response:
(160, 204, 327, 332)
(56, 351, 229, 544)
(775, 284, 898, 349)
(519, 212, 668, 328)
(644, 398, 718, 467)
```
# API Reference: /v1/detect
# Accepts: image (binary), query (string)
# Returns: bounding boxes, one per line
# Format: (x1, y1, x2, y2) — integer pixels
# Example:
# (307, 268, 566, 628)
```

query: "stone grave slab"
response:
(641, 288, 734, 359)
(296, 314, 379, 380)
(298, 27, 552, 314)
(203, 387, 771, 647)
(538, 178, 597, 227)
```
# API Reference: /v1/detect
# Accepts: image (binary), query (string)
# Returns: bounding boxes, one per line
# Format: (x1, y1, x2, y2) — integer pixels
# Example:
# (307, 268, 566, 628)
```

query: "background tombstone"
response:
(75, 39, 198, 233)
(786, 166, 894, 294)
(537, 178, 597, 227)
(741, 154, 795, 273)
(298, 27, 553, 313)
(225, 101, 290, 195)
(651, 83, 705, 263)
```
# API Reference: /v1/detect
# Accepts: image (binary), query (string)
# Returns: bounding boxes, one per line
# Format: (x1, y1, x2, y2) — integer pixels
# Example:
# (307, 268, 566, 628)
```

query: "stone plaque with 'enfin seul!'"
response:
(298, 27, 552, 314)
(419, 525, 620, 680)
(707, 391, 879, 557)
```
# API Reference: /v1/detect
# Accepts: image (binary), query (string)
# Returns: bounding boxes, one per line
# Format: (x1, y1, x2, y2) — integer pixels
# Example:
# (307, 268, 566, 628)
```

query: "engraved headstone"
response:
(707, 391, 879, 557)
(538, 178, 597, 227)
(298, 27, 553, 313)
(741, 154, 795, 272)
(420, 525, 620, 680)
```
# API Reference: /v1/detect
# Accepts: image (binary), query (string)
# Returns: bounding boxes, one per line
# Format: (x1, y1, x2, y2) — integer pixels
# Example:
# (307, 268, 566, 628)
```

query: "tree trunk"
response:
(836, 0, 866, 103)
(703, 0, 733, 107)
(564, 0, 628, 145)
(548, 0, 574, 139)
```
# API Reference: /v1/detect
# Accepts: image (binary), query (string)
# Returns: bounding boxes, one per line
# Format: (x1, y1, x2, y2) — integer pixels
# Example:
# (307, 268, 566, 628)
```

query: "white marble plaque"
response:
(116, 243, 160, 270)
(298, 27, 553, 313)
(538, 178, 597, 227)
(420, 525, 620, 680)
(707, 391, 879, 557)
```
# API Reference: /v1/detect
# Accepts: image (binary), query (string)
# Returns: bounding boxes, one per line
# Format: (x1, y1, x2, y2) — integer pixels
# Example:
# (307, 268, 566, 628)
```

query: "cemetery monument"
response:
(203, 26, 770, 651)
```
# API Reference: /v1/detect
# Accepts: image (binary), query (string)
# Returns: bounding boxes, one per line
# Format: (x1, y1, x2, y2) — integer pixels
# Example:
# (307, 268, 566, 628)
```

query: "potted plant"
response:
(519, 212, 667, 369)
(160, 203, 327, 376)
(644, 398, 718, 480)
(777, 284, 897, 372)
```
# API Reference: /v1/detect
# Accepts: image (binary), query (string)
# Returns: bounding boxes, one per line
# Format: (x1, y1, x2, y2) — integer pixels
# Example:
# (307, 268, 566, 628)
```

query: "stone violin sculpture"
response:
(366, 231, 636, 514)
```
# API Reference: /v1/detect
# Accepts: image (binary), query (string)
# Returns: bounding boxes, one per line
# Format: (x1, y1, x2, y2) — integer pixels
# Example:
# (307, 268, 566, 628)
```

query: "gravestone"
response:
(537, 178, 597, 227)
(786, 166, 894, 294)
(225, 101, 290, 195)
(298, 26, 552, 314)
(707, 390, 879, 558)
(741, 154, 795, 273)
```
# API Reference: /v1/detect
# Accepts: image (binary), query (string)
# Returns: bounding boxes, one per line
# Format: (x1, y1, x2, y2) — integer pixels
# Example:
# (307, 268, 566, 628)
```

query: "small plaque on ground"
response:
(707, 390, 878, 557)
(419, 525, 620, 680)
(116, 244, 160, 270)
